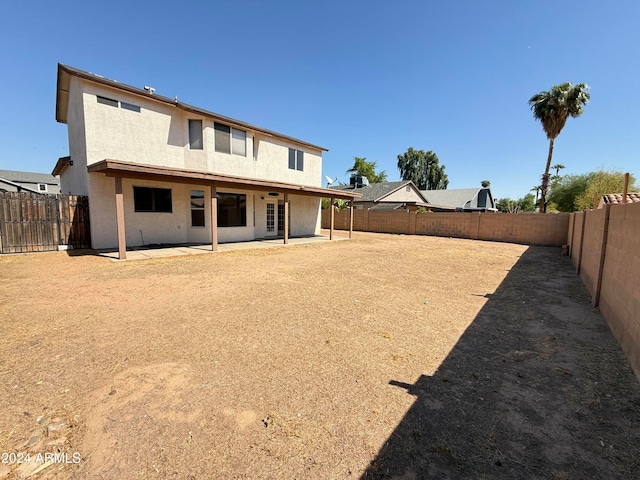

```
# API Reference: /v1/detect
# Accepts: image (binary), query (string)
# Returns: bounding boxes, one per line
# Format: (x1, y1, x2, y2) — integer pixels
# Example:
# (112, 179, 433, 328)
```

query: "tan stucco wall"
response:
(64, 78, 325, 247)
(78, 81, 323, 187)
(60, 77, 90, 195)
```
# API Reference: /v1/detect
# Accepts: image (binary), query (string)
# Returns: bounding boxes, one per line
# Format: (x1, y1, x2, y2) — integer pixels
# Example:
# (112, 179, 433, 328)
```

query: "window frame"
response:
(188, 119, 204, 150)
(217, 192, 247, 227)
(288, 148, 304, 171)
(133, 186, 173, 213)
(190, 190, 205, 227)
(96, 95, 141, 113)
(214, 122, 247, 157)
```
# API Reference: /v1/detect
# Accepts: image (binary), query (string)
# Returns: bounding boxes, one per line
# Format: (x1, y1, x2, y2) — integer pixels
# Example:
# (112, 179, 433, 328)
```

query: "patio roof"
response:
(88, 159, 361, 200)
(88, 159, 359, 260)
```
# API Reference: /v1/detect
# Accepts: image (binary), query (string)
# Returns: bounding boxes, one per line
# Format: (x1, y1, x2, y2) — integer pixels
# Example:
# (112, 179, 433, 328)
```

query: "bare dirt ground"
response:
(0, 231, 639, 479)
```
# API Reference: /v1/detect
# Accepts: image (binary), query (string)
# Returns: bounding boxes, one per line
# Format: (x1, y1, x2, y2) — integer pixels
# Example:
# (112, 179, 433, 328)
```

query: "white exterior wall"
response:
(64, 77, 325, 249)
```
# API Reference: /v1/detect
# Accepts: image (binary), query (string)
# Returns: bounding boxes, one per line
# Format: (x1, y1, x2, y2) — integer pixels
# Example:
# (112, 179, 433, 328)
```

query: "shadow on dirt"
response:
(362, 246, 640, 479)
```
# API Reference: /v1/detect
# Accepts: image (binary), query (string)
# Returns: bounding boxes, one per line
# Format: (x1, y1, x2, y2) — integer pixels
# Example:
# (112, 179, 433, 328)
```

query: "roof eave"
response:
(56, 64, 328, 152)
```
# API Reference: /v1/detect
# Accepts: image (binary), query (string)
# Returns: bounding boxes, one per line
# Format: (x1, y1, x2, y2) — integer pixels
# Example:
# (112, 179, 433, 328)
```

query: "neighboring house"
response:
(331, 179, 428, 211)
(597, 192, 640, 209)
(420, 188, 497, 212)
(0, 169, 60, 194)
(53, 64, 359, 256)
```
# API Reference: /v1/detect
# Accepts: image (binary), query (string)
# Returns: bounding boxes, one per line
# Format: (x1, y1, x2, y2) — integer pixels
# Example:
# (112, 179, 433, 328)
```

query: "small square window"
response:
(38, 184, 47, 192)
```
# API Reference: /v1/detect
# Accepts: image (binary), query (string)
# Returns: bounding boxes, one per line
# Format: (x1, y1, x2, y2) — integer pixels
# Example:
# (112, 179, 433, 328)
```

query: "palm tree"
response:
(530, 185, 541, 210)
(529, 83, 590, 212)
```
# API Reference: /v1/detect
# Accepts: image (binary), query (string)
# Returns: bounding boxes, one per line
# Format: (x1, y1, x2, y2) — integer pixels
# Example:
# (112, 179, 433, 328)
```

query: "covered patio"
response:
(88, 160, 361, 260)
(94, 233, 349, 261)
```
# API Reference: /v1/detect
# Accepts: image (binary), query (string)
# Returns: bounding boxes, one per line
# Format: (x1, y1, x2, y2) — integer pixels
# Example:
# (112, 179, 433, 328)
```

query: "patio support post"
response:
(284, 193, 289, 244)
(114, 176, 126, 260)
(210, 184, 218, 251)
(349, 200, 354, 239)
(330, 197, 335, 240)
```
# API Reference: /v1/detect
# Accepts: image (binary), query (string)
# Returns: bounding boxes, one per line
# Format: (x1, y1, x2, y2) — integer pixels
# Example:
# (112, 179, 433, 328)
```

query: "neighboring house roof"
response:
(56, 64, 327, 153)
(420, 188, 497, 211)
(0, 177, 41, 193)
(0, 169, 60, 186)
(331, 181, 427, 204)
(598, 192, 640, 208)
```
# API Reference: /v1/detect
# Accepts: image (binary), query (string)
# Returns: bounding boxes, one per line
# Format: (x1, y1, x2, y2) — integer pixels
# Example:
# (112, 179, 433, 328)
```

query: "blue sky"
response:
(1, 1, 638, 200)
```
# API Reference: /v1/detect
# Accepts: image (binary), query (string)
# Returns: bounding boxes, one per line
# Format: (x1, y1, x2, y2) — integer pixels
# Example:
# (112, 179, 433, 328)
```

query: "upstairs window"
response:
(288, 148, 304, 171)
(38, 184, 47, 192)
(133, 187, 172, 213)
(121, 101, 141, 113)
(188, 119, 203, 150)
(214, 122, 246, 156)
(96, 95, 140, 113)
(97, 95, 119, 107)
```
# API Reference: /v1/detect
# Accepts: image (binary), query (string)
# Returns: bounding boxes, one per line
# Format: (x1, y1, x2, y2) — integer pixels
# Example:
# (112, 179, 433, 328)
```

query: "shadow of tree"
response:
(362, 247, 640, 479)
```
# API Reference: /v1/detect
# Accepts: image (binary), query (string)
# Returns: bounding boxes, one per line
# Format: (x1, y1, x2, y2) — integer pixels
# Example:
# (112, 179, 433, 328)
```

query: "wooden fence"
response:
(0, 192, 90, 253)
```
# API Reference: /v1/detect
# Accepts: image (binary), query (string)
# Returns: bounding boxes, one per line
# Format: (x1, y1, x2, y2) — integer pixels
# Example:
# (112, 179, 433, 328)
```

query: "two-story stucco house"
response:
(53, 64, 358, 258)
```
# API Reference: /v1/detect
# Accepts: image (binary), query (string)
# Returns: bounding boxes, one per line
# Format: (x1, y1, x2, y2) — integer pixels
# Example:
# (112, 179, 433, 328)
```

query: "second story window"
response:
(96, 95, 140, 112)
(288, 148, 304, 171)
(188, 119, 203, 150)
(214, 122, 246, 156)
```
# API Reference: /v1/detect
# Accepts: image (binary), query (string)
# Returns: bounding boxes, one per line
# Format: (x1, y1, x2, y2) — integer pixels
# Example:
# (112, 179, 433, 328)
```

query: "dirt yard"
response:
(0, 232, 639, 479)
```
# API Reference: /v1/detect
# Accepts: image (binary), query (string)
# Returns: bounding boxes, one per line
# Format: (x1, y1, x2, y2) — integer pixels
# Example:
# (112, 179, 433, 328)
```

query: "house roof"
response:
(420, 188, 494, 210)
(56, 64, 328, 153)
(420, 188, 479, 208)
(599, 192, 640, 207)
(330, 181, 422, 203)
(88, 159, 362, 200)
(0, 169, 60, 185)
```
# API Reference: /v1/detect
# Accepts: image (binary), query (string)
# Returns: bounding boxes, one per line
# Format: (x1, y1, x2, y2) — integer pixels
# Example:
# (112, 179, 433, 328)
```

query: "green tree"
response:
(496, 194, 536, 213)
(397, 147, 448, 190)
(551, 163, 565, 180)
(346, 157, 387, 183)
(576, 171, 637, 210)
(529, 83, 590, 212)
(549, 170, 637, 212)
(548, 173, 592, 212)
(519, 193, 536, 212)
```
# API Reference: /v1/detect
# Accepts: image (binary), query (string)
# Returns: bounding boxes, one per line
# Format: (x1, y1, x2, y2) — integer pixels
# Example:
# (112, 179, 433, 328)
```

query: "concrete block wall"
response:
(569, 202, 640, 382)
(322, 209, 570, 246)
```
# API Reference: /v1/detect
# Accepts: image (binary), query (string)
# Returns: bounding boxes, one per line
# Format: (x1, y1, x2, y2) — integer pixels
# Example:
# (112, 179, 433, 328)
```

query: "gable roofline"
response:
(330, 180, 425, 204)
(0, 176, 42, 194)
(56, 64, 328, 153)
(0, 169, 60, 185)
(372, 180, 418, 202)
